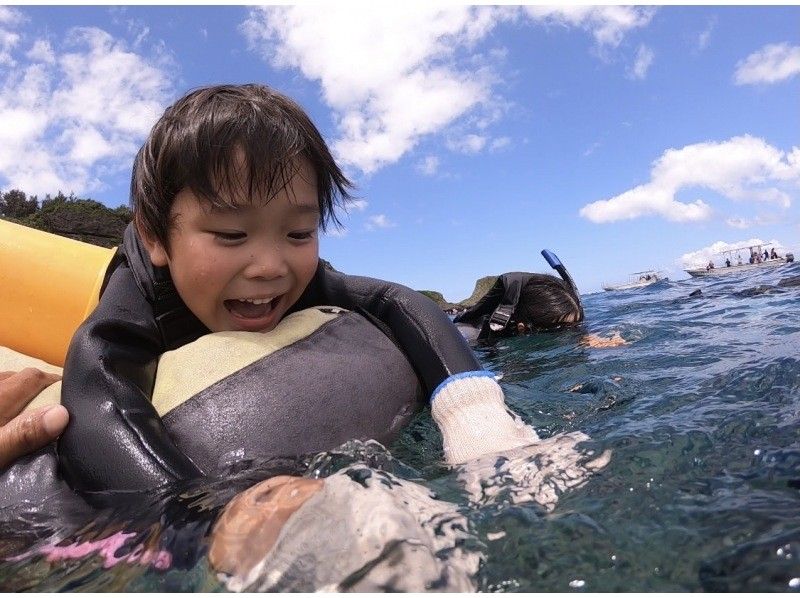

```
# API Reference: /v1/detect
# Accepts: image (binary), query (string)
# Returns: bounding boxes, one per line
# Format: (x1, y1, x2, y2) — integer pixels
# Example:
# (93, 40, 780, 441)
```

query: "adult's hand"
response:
(580, 331, 628, 348)
(0, 368, 68, 469)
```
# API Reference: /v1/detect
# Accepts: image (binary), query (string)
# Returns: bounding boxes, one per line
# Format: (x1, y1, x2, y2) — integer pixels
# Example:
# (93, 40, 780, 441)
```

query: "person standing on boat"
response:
(725, 258, 731, 267)
(706, 260, 715, 271)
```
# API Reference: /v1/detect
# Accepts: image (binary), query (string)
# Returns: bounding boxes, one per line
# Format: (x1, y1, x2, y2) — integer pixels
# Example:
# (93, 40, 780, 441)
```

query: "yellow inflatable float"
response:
(0, 219, 116, 367)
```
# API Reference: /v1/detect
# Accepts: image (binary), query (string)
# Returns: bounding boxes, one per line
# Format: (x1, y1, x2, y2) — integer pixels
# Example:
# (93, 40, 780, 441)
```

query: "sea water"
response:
(2, 263, 799, 591)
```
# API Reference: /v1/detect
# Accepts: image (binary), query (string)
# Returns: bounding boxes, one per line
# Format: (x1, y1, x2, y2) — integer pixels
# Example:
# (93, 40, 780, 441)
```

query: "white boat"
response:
(603, 270, 667, 291)
(685, 244, 794, 278)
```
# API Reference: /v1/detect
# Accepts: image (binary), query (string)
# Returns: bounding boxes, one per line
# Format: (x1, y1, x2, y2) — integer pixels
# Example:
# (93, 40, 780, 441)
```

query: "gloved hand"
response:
(431, 371, 610, 510)
(431, 371, 539, 464)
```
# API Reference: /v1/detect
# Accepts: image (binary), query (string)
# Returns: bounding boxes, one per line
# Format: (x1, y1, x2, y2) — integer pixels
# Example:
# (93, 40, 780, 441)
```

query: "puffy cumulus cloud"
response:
(734, 43, 800, 85)
(365, 214, 396, 231)
(241, 5, 654, 175)
(680, 238, 784, 268)
(580, 136, 800, 224)
(522, 6, 656, 50)
(627, 44, 654, 80)
(0, 23, 175, 196)
(242, 5, 501, 174)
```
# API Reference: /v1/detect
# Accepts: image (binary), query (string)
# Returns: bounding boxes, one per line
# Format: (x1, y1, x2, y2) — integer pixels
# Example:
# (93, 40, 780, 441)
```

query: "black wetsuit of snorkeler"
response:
(58, 224, 482, 494)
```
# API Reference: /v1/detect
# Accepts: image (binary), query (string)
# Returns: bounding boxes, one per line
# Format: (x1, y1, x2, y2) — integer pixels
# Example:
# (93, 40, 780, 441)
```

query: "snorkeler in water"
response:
(454, 250, 583, 343)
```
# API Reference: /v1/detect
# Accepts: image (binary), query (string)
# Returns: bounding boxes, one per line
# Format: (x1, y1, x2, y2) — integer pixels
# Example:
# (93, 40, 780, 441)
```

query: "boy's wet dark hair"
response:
(515, 274, 582, 330)
(132, 83, 353, 249)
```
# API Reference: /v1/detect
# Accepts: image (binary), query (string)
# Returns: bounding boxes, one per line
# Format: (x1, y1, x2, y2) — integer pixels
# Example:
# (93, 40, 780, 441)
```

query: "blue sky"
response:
(1, 5, 799, 300)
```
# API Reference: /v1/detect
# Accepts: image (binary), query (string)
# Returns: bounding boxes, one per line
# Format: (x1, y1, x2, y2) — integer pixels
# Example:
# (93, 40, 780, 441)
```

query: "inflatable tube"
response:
(0, 220, 116, 367)
(149, 306, 425, 472)
(0, 305, 424, 506)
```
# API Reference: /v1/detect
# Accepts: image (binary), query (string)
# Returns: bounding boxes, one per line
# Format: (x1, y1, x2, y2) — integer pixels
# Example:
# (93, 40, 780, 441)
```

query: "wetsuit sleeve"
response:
(295, 267, 482, 397)
(453, 277, 505, 326)
(58, 263, 202, 493)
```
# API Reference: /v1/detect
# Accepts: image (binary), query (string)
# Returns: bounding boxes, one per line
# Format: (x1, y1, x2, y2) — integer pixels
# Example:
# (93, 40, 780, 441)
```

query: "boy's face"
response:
(143, 160, 320, 333)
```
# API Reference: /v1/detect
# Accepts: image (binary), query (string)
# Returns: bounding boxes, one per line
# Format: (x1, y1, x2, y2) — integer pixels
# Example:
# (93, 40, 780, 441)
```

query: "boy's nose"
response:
(243, 251, 289, 280)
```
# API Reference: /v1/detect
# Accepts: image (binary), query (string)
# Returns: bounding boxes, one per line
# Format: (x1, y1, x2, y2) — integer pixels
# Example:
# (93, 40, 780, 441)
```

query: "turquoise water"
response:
(2, 263, 800, 591)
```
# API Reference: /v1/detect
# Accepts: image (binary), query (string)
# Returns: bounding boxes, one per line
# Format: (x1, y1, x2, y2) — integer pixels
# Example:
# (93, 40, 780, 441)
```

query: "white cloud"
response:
(627, 44, 654, 80)
(522, 6, 655, 50)
(680, 238, 784, 268)
(725, 213, 781, 229)
(734, 43, 800, 85)
(417, 155, 440, 176)
(696, 17, 715, 52)
(0, 4, 24, 66)
(447, 133, 487, 155)
(725, 217, 749, 229)
(242, 6, 499, 174)
(0, 22, 175, 197)
(26, 39, 54, 64)
(489, 136, 510, 152)
(580, 136, 800, 224)
(241, 5, 654, 175)
(365, 214, 396, 230)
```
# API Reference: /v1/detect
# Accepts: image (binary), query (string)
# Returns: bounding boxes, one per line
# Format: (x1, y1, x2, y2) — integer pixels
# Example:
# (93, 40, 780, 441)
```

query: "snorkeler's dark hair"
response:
(515, 274, 583, 329)
(131, 83, 353, 248)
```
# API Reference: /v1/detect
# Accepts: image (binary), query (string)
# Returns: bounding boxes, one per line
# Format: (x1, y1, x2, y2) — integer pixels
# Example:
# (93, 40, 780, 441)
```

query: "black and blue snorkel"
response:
(541, 248, 584, 321)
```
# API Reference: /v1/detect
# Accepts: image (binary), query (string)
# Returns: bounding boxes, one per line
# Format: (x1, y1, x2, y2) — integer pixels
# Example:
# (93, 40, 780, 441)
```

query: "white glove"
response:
(430, 371, 611, 510)
(430, 371, 539, 464)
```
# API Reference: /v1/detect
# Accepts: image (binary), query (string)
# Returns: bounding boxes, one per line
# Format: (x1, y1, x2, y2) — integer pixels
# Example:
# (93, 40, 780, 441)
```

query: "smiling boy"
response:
(59, 84, 541, 493)
(142, 159, 321, 335)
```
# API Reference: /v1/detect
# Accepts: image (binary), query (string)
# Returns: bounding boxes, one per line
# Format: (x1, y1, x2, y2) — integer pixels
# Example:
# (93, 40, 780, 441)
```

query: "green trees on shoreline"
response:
(0, 189, 131, 248)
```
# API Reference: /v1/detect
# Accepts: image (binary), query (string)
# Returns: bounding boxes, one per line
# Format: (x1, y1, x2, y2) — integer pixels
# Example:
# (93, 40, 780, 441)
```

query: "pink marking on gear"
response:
(38, 530, 171, 570)
(41, 531, 134, 565)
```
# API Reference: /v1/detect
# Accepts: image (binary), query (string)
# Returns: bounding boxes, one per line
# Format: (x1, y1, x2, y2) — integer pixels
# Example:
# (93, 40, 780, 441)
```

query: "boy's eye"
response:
(288, 230, 316, 241)
(211, 230, 246, 242)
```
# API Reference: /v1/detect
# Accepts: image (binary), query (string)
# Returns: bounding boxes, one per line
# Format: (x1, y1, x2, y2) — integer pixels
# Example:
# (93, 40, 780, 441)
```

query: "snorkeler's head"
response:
(132, 83, 353, 251)
(514, 274, 583, 330)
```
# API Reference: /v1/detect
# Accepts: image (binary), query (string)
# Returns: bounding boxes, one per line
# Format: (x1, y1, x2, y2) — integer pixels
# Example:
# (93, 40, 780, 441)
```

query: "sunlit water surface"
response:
(2, 264, 800, 591)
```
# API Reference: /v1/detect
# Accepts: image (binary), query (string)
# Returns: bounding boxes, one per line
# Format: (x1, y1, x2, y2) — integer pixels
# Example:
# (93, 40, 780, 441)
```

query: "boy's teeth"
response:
(242, 298, 270, 305)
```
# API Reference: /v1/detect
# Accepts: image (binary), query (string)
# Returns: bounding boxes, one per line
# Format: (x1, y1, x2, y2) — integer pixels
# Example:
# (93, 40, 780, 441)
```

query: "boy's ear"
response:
(138, 226, 170, 267)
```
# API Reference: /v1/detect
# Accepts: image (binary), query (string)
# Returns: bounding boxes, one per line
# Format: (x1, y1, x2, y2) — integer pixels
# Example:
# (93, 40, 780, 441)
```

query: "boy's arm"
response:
(297, 267, 539, 463)
(58, 263, 202, 493)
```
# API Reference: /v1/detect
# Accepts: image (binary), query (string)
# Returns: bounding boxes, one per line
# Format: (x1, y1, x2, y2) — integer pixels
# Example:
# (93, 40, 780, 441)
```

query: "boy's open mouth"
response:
(224, 297, 279, 320)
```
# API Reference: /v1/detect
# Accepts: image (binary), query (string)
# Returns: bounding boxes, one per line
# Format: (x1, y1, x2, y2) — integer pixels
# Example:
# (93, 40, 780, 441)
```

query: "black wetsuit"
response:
(453, 272, 531, 341)
(58, 224, 481, 493)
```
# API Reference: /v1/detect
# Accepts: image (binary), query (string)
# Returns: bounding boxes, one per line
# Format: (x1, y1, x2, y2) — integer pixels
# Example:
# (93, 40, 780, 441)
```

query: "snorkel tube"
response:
(541, 248, 584, 321)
